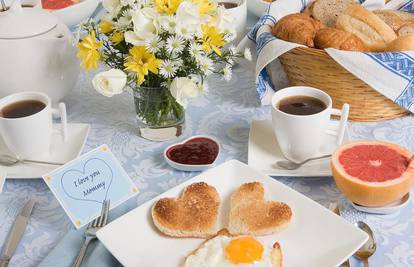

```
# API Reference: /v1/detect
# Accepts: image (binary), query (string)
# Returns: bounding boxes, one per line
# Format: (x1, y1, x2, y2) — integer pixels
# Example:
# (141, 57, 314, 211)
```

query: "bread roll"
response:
(315, 28, 367, 51)
(312, 0, 355, 27)
(388, 34, 414, 51)
(398, 22, 414, 36)
(272, 13, 323, 47)
(374, 9, 414, 31)
(336, 5, 397, 51)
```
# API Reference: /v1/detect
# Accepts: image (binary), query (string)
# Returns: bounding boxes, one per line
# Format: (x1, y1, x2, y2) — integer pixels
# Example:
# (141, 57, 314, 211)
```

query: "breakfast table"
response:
(0, 63, 413, 266)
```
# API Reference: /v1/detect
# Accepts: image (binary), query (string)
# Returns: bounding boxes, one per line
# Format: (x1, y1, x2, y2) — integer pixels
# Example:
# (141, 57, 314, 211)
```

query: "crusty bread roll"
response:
(315, 27, 367, 51)
(336, 5, 397, 51)
(374, 9, 414, 31)
(151, 182, 220, 238)
(228, 182, 292, 236)
(272, 13, 323, 47)
(184, 229, 283, 267)
(398, 22, 414, 36)
(387, 33, 414, 51)
(312, 0, 355, 27)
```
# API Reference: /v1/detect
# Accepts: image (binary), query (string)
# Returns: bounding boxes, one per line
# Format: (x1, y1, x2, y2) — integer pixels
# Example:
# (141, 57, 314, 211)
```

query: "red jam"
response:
(166, 137, 219, 165)
(42, 0, 76, 10)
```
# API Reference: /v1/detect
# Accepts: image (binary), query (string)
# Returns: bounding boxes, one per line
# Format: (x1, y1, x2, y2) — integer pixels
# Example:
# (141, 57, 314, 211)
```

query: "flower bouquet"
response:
(76, 0, 251, 141)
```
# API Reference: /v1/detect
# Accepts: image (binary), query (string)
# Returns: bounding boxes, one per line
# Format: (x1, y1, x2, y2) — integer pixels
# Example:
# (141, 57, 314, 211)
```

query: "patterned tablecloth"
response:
(0, 65, 414, 267)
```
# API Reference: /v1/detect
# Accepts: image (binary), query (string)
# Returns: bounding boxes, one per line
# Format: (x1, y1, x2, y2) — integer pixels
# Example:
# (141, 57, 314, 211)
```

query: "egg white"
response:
(183, 235, 273, 267)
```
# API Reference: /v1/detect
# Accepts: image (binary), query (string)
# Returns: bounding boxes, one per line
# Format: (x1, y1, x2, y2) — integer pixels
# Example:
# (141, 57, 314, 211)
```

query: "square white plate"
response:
(97, 160, 367, 267)
(248, 120, 349, 177)
(1, 123, 90, 179)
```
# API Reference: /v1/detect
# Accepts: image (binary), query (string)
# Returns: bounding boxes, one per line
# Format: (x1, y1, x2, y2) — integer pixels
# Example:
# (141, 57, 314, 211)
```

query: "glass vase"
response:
(132, 86, 185, 141)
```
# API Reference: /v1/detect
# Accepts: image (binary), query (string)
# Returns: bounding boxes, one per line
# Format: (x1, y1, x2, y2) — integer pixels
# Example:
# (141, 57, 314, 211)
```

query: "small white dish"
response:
(97, 160, 368, 267)
(164, 135, 220, 172)
(351, 193, 411, 215)
(1, 123, 90, 179)
(247, 0, 271, 17)
(248, 119, 349, 177)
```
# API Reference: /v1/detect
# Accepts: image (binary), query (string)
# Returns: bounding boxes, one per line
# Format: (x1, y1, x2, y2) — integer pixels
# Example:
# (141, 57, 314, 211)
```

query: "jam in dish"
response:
(166, 137, 219, 165)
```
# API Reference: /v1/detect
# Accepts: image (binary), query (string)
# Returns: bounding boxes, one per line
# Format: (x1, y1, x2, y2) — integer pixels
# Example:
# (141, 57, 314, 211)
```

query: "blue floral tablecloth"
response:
(0, 64, 414, 266)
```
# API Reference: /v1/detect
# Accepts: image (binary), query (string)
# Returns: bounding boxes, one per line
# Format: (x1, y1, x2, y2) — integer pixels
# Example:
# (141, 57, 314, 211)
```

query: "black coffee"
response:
(219, 2, 238, 8)
(277, 95, 326, 115)
(1, 100, 46, 119)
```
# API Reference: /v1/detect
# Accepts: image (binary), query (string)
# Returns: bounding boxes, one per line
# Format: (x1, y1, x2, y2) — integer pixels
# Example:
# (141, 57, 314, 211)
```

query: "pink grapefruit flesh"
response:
(331, 141, 414, 207)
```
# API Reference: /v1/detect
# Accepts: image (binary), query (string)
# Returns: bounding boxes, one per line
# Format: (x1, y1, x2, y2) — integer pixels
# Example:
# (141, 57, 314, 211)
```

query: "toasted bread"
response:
(184, 228, 283, 267)
(152, 182, 220, 238)
(311, 0, 355, 27)
(228, 182, 292, 236)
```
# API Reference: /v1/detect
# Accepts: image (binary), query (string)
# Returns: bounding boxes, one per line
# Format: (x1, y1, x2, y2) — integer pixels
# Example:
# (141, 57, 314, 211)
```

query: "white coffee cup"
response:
(271, 86, 350, 163)
(0, 91, 68, 159)
(218, 0, 247, 46)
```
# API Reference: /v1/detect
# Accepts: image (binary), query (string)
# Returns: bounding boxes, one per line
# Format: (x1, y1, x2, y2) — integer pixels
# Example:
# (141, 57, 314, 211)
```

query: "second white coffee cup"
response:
(271, 86, 350, 163)
(0, 91, 68, 159)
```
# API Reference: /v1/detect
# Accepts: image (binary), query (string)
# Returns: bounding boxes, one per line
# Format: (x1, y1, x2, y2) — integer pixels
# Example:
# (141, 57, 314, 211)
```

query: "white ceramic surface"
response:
(351, 193, 411, 215)
(247, 0, 270, 17)
(97, 160, 367, 267)
(164, 135, 220, 172)
(271, 86, 349, 163)
(0, 123, 90, 179)
(218, 0, 247, 45)
(248, 119, 350, 177)
(0, 92, 68, 159)
(51, 0, 101, 27)
(0, 2, 79, 102)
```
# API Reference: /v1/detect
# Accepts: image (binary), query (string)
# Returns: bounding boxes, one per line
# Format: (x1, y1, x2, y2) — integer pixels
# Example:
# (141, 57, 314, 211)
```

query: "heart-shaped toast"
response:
(152, 182, 220, 238)
(228, 182, 292, 236)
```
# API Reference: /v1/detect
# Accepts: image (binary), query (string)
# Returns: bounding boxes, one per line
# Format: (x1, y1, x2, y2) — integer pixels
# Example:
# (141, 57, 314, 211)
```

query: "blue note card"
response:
(43, 144, 138, 229)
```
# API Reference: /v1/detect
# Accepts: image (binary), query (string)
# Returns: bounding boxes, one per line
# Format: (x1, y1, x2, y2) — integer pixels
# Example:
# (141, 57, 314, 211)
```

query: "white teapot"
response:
(0, 0, 79, 102)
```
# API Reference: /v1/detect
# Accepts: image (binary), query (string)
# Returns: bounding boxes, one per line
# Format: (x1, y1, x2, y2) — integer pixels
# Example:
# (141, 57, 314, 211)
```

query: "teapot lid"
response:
(0, 0, 58, 39)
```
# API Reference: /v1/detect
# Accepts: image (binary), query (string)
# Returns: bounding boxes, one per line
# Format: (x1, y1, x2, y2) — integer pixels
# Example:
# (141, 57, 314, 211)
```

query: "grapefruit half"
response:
(331, 141, 414, 207)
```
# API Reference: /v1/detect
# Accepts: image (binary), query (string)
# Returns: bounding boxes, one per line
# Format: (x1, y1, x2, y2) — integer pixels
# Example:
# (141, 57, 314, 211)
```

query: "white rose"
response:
(92, 69, 127, 97)
(103, 0, 121, 17)
(169, 77, 200, 108)
(125, 7, 158, 45)
(176, 2, 201, 35)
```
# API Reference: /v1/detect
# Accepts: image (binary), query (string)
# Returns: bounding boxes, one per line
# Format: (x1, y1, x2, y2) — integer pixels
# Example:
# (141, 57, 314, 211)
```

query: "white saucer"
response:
(1, 123, 90, 179)
(248, 119, 349, 177)
(351, 193, 411, 215)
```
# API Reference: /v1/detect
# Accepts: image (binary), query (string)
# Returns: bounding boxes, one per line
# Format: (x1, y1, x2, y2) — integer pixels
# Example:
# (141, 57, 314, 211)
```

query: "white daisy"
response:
(166, 36, 185, 54)
(160, 60, 178, 78)
(196, 81, 208, 92)
(222, 28, 236, 42)
(120, 0, 134, 7)
(229, 45, 237, 55)
(244, 47, 252, 61)
(160, 16, 177, 33)
(222, 65, 232, 81)
(189, 43, 203, 58)
(197, 56, 214, 76)
(145, 36, 164, 54)
(176, 23, 195, 40)
(114, 10, 133, 30)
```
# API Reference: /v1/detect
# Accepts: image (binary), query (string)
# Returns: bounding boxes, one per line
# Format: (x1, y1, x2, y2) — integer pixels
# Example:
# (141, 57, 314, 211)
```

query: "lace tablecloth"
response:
(0, 65, 413, 267)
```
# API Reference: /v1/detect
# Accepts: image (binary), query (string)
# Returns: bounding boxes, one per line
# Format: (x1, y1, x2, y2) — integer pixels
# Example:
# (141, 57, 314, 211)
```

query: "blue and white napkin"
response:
(238, 0, 414, 112)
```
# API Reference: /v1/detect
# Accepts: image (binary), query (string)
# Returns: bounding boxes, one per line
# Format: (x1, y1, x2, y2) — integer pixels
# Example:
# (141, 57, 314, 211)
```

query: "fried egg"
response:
(184, 235, 281, 267)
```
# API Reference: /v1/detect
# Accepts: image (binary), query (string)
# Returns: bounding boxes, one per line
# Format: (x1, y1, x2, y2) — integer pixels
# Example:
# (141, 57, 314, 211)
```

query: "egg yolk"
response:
(224, 237, 264, 264)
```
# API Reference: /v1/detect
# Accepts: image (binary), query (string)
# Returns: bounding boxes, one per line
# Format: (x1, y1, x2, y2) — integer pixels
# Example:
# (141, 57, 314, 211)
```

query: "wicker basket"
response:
(278, 47, 409, 121)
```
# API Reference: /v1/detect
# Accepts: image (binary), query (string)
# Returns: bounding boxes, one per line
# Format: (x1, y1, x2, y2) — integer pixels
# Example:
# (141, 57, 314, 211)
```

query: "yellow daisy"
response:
(99, 20, 113, 34)
(124, 46, 161, 85)
(201, 24, 225, 56)
(77, 31, 103, 71)
(192, 0, 216, 15)
(154, 0, 182, 15)
(110, 31, 124, 45)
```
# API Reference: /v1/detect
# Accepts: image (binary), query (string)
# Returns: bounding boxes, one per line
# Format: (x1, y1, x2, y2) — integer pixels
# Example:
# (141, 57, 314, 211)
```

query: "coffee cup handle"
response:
(52, 103, 68, 143)
(326, 104, 350, 146)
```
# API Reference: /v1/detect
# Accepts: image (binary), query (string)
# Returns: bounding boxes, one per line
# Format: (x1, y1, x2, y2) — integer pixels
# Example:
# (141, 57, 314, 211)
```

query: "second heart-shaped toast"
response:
(228, 182, 293, 236)
(152, 182, 220, 238)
